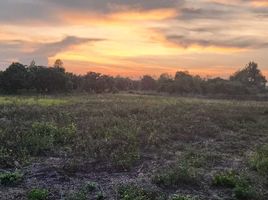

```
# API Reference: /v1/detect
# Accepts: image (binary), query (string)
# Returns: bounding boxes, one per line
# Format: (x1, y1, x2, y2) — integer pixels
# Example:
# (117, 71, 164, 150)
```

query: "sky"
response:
(0, 0, 268, 78)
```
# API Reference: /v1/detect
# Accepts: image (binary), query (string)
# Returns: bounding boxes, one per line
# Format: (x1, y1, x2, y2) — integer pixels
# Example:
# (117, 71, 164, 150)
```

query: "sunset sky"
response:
(0, 0, 268, 78)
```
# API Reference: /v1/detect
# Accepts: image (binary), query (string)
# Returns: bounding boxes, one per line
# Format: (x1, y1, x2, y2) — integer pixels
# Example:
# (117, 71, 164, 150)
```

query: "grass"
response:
(0, 93, 268, 199)
(27, 188, 49, 200)
(212, 171, 258, 200)
(0, 171, 23, 186)
(118, 185, 165, 200)
(250, 144, 268, 176)
(152, 162, 199, 188)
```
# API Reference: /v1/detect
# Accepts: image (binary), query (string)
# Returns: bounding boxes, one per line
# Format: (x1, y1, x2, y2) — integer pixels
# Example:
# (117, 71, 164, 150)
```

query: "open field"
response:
(0, 94, 268, 200)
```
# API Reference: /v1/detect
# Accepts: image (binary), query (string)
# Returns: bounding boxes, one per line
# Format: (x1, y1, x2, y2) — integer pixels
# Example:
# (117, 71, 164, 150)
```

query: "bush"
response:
(27, 188, 49, 200)
(0, 171, 23, 186)
(152, 163, 199, 188)
(118, 185, 165, 200)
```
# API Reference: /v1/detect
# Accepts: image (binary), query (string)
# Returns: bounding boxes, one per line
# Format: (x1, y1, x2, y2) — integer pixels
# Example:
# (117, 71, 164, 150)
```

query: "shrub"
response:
(118, 185, 165, 200)
(212, 171, 237, 188)
(152, 163, 199, 188)
(0, 171, 23, 186)
(250, 145, 268, 175)
(27, 188, 49, 200)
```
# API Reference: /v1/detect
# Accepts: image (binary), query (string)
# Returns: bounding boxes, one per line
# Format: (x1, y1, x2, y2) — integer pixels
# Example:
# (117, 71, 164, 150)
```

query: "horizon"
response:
(0, 0, 268, 79)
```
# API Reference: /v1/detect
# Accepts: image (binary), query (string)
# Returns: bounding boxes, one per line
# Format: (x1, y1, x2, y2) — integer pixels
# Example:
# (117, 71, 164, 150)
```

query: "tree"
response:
(1, 62, 29, 93)
(230, 62, 267, 92)
(157, 73, 174, 93)
(141, 75, 156, 91)
(54, 59, 64, 68)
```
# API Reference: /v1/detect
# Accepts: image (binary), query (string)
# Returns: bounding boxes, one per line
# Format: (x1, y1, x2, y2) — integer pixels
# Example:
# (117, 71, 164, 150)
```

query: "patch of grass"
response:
(0, 96, 69, 106)
(0, 171, 23, 186)
(83, 181, 98, 192)
(233, 182, 256, 200)
(213, 171, 258, 200)
(250, 144, 268, 176)
(23, 122, 76, 156)
(118, 185, 165, 200)
(152, 162, 199, 188)
(169, 194, 196, 200)
(212, 171, 237, 188)
(27, 188, 49, 200)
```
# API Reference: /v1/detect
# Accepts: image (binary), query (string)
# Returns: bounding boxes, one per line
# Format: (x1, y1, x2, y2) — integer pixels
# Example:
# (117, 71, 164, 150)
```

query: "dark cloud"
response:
(167, 35, 268, 49)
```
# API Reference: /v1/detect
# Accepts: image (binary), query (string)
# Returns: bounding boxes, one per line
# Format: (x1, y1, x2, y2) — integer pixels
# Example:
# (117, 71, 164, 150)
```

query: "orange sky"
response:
(0, 0, 268, 78)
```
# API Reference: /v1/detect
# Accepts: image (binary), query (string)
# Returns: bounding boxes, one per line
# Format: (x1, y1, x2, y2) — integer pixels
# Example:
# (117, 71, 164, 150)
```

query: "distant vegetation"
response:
(0, 60, 267, 97)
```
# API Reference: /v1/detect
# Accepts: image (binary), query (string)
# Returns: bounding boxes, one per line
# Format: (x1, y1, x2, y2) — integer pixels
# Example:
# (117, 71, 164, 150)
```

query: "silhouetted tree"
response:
(54, 59, 64, 68)
(157, 73, 174, 93)
(1, 62, 29, 93)
(141, 75, 156, 90)
(230, 62, 267, 93)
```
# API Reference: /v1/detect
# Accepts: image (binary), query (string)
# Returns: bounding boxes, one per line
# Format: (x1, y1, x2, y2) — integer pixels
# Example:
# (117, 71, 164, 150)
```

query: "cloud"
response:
(166, 35, 268, 50)
(0, 36, 101, 68)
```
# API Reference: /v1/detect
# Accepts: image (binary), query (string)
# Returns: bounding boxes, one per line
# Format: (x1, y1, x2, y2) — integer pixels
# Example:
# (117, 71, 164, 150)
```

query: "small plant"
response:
(118, 185, 165, 200)
(212, 171, 237, 188)
(27, 188, 49, 200)
(96, 191, 105, 200)
(169, 194, 195, 200)
(152, 163, 199, 188)
(84, 181, 98, 192)
(250, 145, 268, 175)
(233, 182, 256, 200)
(0, 171, 23, 186)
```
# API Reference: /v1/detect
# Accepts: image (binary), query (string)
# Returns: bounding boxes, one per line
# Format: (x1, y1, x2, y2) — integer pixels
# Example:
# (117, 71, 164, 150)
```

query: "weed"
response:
(0, 171, 23, 186)
(27, 188, 49, 200)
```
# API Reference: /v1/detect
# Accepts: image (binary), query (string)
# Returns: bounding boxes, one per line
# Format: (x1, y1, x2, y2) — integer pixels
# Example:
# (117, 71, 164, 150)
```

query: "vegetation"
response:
(0, 61, 267, 98)
(250, 144, 268, 176)
(118, 185, 164, 200)
(27, 188, 49, 200)
(0, 94, 268, 199)
(0, 171, 23, 186)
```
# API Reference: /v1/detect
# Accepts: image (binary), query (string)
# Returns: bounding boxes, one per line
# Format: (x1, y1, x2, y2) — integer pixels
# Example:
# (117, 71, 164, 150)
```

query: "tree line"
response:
(0, 60, 267, 96)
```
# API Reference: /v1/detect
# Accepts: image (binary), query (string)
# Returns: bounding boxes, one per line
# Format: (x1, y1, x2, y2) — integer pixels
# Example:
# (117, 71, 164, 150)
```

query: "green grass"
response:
(0, 171, 23, 186)
(0, 96, 70, 106)
(250, 144, 268, 176)
(27, 188, 49, 200)
(152, 162, 199, 188)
